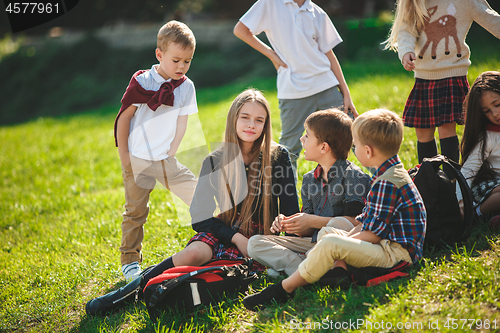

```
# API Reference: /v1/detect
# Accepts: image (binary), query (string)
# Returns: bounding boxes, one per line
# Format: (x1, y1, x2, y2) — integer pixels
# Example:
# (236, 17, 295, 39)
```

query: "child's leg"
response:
(157, 157, 198, 225)
(282, 270, 309, 292)
(316, 86, 344, 111)
(478, 185, 500, 216)
(279, 97, 314, 169)
(415, 128, 437, 163)
(438, 122, 459, 163)
(298, 234, 411, 284)
(86, 241, 213, 316)
(121, 158, 156, 266)
(157, 157, 197, 206)
(279, 87, 343, 171)
(172, 241, 213, 266)
(247, 235, 313, 276)
(142, 241, 213, 284)
(317, 217, 353, 241)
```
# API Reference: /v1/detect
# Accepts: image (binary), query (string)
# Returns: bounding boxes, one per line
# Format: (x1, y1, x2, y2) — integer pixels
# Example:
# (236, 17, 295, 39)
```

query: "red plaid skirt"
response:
(187, 232, 266, 271)
(403, 76, 469, 128)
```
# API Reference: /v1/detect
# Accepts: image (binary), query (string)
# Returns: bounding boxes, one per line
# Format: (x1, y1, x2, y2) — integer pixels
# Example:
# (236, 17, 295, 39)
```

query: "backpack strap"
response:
(366, 271, 409, 287)
(422, 155, 474, 243)
(147, 266, 226, 309)
(351, 260, 411, 286)
(148, 259, 253, 309)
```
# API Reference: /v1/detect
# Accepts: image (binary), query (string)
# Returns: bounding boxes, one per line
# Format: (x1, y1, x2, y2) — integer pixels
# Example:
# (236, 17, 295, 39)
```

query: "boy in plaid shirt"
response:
(243, 109, 426, 309)
(247, 109, 370, 277)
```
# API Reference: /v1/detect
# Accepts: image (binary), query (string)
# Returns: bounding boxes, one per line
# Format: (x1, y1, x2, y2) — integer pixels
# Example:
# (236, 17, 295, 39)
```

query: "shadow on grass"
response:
(247, 274, 414, 332)
(246, 223, 499, 332)
(423, 218, 496, 263)
(73, 223, 499, 333)
(74, 282, 248, 333)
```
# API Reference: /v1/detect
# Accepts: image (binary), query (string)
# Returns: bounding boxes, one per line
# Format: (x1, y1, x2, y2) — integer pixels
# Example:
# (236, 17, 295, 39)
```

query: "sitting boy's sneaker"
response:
(317, 267, 352, 290)
(122, 261, 141, 282)
(243, 281, 292, 311)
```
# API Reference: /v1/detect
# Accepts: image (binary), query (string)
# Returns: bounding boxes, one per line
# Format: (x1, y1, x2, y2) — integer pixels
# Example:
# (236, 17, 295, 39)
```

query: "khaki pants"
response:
(120, 155, 197, 265)
(298, 229, 412, 283)
(248, 235, 314, 276)
(247, 217, 355, 276)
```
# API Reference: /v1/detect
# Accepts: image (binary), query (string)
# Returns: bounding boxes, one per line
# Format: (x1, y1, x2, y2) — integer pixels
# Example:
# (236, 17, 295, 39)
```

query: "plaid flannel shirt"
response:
(357, 155, 426, 263)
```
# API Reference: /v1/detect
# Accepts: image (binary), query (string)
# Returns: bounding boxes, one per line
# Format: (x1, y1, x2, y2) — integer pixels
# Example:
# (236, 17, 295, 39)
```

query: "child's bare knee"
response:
(178, 242, 212, 265)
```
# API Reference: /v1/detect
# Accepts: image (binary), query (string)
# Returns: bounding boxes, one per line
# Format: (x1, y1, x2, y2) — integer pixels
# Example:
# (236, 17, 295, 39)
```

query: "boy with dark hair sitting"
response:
(243, 109, 426, 309)
(247, 109, 370, 277)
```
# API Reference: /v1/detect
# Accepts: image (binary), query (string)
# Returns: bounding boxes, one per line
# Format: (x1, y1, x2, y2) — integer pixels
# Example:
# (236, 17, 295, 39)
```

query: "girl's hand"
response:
(402, 52, 416, 71)
(231, 233, 249, 258)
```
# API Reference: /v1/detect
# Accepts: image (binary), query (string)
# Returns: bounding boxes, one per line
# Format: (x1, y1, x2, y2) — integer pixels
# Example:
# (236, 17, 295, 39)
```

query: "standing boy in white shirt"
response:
(234, 0, 357, 170)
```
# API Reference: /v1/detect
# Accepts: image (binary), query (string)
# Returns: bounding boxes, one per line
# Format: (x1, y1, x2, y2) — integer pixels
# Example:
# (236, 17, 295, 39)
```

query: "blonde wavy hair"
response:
(216, 89, 277, 237)
(384, 0, 429, 51)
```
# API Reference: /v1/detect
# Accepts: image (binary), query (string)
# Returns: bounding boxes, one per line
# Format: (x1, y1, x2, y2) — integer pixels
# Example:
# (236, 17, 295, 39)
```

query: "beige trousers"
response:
(120, 155, 197, 265)
(298, 229, 412, 283)
(247, 217, 355, 276)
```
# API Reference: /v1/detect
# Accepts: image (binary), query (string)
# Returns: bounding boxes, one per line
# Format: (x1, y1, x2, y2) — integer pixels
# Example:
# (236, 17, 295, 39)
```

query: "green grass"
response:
(1, 55, 500, 332)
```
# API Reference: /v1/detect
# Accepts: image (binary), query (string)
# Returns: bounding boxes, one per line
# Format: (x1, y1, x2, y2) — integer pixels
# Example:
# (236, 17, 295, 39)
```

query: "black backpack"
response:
(408, 155, 474, 249)
(143, 258, 257, 321)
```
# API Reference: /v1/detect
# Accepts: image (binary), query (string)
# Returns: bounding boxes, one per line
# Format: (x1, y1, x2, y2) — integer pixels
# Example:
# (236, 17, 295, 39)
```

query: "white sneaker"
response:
(266, 268, 281, 279)
(122, 261, 141, 282)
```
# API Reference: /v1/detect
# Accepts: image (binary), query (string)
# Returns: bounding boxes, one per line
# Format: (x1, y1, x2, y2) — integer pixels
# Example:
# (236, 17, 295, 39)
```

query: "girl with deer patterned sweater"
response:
(385, 0, 500, 168)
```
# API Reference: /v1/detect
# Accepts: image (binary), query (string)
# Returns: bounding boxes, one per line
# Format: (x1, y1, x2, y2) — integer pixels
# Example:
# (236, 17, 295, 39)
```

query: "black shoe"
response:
(86, 275, 143, 316)
(86, 265, 156, 316)
(317, 267, 352, 290)
(242, 282, 293, 311)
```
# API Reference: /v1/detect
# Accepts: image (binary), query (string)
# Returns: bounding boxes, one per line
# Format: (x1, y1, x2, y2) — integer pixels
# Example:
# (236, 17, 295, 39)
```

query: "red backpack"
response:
(144, 258, 257, 320)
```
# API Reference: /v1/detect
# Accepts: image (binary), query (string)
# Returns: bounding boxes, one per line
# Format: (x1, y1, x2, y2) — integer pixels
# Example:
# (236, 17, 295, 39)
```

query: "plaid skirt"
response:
(187, 232, 266, 272)
(471, 178, 500, 205)
(403, 76, 469, 128)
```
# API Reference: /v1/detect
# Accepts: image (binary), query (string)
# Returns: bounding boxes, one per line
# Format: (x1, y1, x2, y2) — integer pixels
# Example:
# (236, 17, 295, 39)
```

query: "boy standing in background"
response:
(234, 0, 357, 170)
(114, 21, 198, 281)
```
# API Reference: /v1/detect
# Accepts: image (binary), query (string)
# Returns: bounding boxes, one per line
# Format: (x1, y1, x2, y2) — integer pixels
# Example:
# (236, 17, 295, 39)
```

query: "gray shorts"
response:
(278, 86, 344, 165)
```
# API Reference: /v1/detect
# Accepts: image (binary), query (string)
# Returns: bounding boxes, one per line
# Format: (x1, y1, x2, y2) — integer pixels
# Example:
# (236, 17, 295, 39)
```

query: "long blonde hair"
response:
(216, 89, 275, 237)
(384, 0, 429, 51)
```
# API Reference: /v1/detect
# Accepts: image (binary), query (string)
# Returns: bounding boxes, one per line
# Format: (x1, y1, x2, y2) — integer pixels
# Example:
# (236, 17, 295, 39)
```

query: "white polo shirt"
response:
(128, 64, 198, 161)
(240, 0, 342, 99)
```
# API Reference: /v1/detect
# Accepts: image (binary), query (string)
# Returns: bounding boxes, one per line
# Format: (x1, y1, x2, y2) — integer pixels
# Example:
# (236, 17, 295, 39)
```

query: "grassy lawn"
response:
(1, 56, 500, 332)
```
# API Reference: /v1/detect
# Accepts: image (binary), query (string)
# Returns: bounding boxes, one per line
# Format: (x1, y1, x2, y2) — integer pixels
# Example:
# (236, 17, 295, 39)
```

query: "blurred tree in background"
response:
(0, 0, 399, 36)
(1, 0, 498, 36)
(0, 0, 498, 125)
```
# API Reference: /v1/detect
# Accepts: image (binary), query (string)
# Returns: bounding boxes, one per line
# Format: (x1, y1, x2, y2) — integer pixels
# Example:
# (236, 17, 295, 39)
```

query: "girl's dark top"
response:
(190, 145, 299, 245)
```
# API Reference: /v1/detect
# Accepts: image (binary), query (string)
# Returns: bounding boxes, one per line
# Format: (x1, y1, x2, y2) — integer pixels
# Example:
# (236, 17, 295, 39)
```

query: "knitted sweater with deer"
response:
(397, 0, 500, 80)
